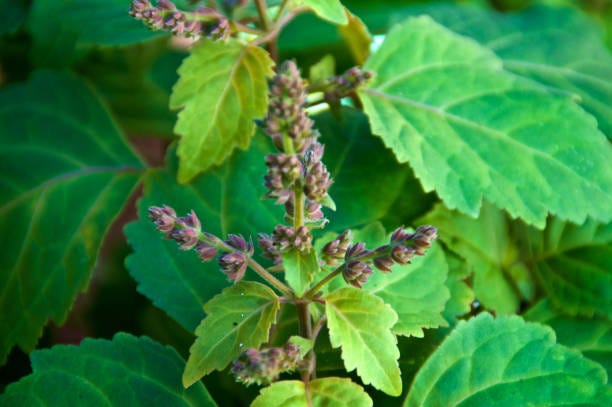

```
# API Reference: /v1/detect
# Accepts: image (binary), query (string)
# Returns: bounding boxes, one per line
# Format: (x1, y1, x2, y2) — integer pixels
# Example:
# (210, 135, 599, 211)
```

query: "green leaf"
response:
(125, 135, 284, 332)
(78, 44, 184, 137)
(282, 249, 320, 297)
(251, 377, 372, 407)
(406, 4, 612, 138)
(404, 313, 612, 406)
(0, 333, 216, 406)
(325, 287, 401, 396)
(419, 202, 529, 314)
(338, 10, 372, 65)
(288, 335, 314, 357)
(309, 54, 336, 86)
(170, 39, 274, 182)
(525, 299, 612, 378)
(0, 71, 144, 364)
(299, 0, 348, 25)
(27, 0, 165, 67)
(183, 281, 280, 387)
(315, 108, 430, 231)
(442, 252, 474, 323)
(364, 243, 449, 337)
(0, 0, 27, 35)
(518, 217, 612, 318)
(359, 16, 612, 228)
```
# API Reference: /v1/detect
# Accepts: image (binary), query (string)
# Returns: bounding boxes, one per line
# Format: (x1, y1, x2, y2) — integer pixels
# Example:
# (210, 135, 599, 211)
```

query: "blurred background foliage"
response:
(0, 0, 610, 405)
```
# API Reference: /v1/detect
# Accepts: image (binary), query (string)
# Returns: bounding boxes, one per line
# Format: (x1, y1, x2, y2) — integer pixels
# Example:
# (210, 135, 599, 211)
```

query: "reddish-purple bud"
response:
(196, 243, 218, 261)
(219, 252, 248, 281)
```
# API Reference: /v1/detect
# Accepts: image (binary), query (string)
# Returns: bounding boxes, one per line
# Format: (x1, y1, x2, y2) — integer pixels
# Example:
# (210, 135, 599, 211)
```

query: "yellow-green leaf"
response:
(170, 39, 274, 182)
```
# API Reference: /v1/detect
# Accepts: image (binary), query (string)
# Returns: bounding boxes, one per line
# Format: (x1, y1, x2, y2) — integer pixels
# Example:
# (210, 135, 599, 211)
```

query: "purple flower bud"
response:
(148, 205, 176, 233)
(374, 256, 394, 273)
(219, 252, 248, 281)
(343, 260, 373, 288)
(170, 227, 199, 250)
(226, 234, 252, 254)
(391, 245, 416, 265)
(196, 243, 218, 261)
(390, 227, 413, 244)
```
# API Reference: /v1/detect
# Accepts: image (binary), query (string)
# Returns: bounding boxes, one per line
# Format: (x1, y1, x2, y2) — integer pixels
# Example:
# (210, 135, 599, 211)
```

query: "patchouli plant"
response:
(0, 0, 611, 406)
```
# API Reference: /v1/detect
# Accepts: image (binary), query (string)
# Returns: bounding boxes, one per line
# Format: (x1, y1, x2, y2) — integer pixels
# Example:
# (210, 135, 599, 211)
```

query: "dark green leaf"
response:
(525, 299, 612, 378)
(405, 313, 612, 406)
(315, 108, 430, 231)
(359, 16, 612, 228)
(281, 249, 319, 297)
(0, 71, 144, 364)
(170, 39, 274, 182)
(0, 333, 216, 406)
(419, 202, 531, 314)
(125, 135, 284, 332)
(77, 43, 184, 137)
(183, 281, 280, 387)
(365, 243, 449, 337)
(338, 11, 372, 64)
(518, 217, 612, 318)
(0, 0, 27, 35)
(325, 287, 401, 396)
(26, 0, 165, 67)
(251, 377, 372, 407)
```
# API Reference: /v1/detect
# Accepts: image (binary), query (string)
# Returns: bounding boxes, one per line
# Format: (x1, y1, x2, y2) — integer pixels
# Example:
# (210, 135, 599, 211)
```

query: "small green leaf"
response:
(170, 39, 274, 182)
(364, 243, 449, 338)
(251, 377, 372, 407)
(299, 0, 348, 25)
(288, 335, 314, 357)
(27, 0, 165, 67)
(419, 203, 528, 314)
(325, 287, 401, 396)
(309, 55, 336, 86)
(517, 217, 612, 318)
(125, 135, 284, 332)
(0, 333, 216, 406)
(525, 299, 612, 378)
(405, 313, 612, 406)
(282, 249, 320, 297)
(183, 281, 280, 387)
(0, 71, 144, 364)
(442, 252, 474, 323)
(359, 16, 612, 228)
(338, 10, 372, 65)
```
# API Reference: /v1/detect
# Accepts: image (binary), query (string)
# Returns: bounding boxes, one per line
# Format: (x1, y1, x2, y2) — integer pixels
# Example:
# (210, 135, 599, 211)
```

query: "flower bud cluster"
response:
(262, 61, 333, 222)
(148, 206, 253, 281)
(129, 0, 230, 40)
(319, 225, 438, 288)
(324, 66, 374, 102)
(258, 225, 313, 265)
(231, 342, 302, 386)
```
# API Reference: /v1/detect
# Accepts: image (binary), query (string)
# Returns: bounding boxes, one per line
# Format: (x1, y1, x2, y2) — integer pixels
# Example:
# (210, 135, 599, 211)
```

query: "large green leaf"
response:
(0, 333, 216, 406)
(364, 242, 449, 338)
(419, 203, 530, 315)
(325, 287, 401, 396)
(251, 377, 372, 407)
(359, 16, 612, 228)
(27, 0, 165, 67)
(78, 44, 184, 137)
(403, 4, 612, 138)
(125, 135, 284, 332)
(518, 217, 612, 318)
(315, 108, 431, 231)
(170, 39, 274, 182)
(299, 0, 348, 25)
(525, 299, 612, 378)
(183, 281, 280, 387)
(0, 71, 144, 364)
(404, 313, 612, 406)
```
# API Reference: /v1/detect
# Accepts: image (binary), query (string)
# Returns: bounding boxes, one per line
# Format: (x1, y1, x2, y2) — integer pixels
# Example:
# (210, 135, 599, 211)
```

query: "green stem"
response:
(304, 265, 343, 298)
(293, 186, 305, 228)
(273, 0, 290, 23)
(254, 0, 271, 31)
(296, 301, 314, 382)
